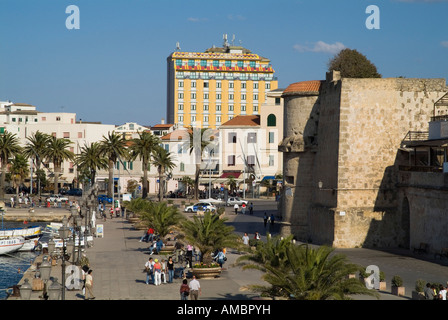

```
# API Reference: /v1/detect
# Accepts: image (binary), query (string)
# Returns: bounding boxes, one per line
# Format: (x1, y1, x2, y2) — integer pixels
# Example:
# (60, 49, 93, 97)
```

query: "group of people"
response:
(233, 202, 254, 215)
(424, 282, 448, 300)
(242, 232, 261, 246)
(144, 256, 174, 286)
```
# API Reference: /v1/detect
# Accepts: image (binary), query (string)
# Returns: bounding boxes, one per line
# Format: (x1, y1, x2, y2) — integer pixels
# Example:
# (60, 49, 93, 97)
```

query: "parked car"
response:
(67, 188, 83, 196)
(226, 197, 248, 207)
(184, 202, 216, 213)
(46, 194, 69, 203)
(200, 198, 224, 205)
(98, 194, 113, 203)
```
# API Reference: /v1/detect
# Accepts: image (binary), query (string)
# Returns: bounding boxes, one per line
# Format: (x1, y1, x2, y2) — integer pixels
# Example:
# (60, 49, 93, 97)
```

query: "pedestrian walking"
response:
(213, 248, 226, 268)
(254, 231, 260, 240)
(242, 233, 249, 246)
(145, 257, 154, 284)
(189, 275, 201, 300)
(139, 228, 150, 242)
(270, 213, 275, 226)
(263, 212, 268, 228)
(85, 269, 95, 300)
(161, 259, 167, 284)
(153, 259, 162, 286)
(186, 244, 193, 268)
(180, 279, 190, 300)
(249, 202, 254, 215)
(234, 203, 239, 215)
(241, 203, 246, 214)
(167, 256, 175, 283)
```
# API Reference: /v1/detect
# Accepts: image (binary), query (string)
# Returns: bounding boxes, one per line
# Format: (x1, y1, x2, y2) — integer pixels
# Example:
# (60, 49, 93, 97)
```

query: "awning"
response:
(220, 172, 241, 179)
(261, 176, 276, 181)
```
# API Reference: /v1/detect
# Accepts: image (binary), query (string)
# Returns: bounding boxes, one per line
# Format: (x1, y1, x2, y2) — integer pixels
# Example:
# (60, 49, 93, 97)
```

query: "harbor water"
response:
(0, 222, 47, 300)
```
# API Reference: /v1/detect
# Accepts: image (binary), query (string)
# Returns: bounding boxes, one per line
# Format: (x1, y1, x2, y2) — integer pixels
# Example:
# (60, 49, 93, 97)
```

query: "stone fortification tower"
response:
(280, 71, 447, 248)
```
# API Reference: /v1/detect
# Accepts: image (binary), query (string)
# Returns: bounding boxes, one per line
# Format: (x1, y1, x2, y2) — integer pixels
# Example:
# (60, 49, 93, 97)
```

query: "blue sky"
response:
(0, 0, 447, 125)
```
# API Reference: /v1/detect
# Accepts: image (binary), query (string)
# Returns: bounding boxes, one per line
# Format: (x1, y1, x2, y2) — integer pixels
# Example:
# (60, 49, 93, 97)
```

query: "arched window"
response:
(267, 114, 276, 127)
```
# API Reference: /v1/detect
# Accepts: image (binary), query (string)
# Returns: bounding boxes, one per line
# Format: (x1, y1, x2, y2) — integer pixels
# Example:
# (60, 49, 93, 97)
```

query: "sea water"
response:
(0, 222, 47, 300)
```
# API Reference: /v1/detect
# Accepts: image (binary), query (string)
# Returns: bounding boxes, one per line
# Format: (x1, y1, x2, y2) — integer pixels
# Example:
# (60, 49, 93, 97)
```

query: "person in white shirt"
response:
(189, 275, 201, 300)
(242, 233, 249, 245)
(234, 203, 239, 215)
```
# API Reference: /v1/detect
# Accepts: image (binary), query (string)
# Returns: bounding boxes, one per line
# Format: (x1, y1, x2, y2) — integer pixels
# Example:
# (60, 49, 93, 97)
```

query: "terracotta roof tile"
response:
(221, 115, 260, 127)
(283, 80, 323, 95)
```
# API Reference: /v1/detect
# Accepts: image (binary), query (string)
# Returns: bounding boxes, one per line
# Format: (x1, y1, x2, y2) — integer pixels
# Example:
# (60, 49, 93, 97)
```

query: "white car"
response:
(184, 202, 217, 213)
(46, 194, 69, 203)
(226, 197, 248, 207)
(200, 198, 224, 205)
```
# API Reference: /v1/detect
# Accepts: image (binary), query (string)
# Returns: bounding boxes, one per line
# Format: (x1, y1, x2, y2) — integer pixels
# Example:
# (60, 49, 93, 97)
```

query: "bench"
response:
(413, 242, 429, 254)
(434, 248, 448, 259)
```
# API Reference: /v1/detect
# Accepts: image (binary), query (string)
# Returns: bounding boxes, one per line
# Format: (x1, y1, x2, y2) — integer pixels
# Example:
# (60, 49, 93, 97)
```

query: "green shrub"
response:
(415, 279, 426, 292)
(391, 275, 403, 287)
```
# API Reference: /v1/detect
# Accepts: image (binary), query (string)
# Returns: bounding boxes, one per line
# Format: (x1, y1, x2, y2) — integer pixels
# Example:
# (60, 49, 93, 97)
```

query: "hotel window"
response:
(191, 115, 196, 122)
(191, 81, 196, 88)
(229, 115, 234, 120)
(201, 60, 207, 67)
(250, 61, 256, 68)
(204, 93, 209, 100)
(253, 94, 258, 100)
(267, 114, 276, 126)
(269, 155, 275, 166)
(228, 132, 237, 143)
(228, 105, 234, 111)
(188, 60, 195, 67)
(247, 155, 255, 167)
(178, 93, 184, 99)
(216, 105, 221, 111)
(216, 115, 221, 123)
(178, 144, 183, 154)
(56, 117, 61, 121)
(178, 81, 184, 87)
(241, 105, 246, 112)
(191, 93, 196, 99)
(275, 98, 281, 105)
(176, 59, 182, 66)
(203, 105, 209, 111)
(178, 115, 184, 122)
(178, 104, 184, 110)
(213, 60, 219, 67)
(229, 82, 234, 89)
(216, 82, 221, 88)
(228, 94, 234, 100)
(241, 83, 246, 89)
(204, 115, 209, 122)
(228, 155, 236, 166)
(241, 94, 246, 101)
(266, 83, 271, 90)
(203, 81, 209, 88)
(254, 105, 259, 112)
(247, 132, 257, 143)
(191, 104, 196, 111)
(237, 61, 244, 68)
(180, 162, 185, 172)
(12, 118, 16, 122)
(225, 60, 231, 68)
(254, 83, 259, 89)
(216, 93, 221, 100)
(78, 132, 83, 138)
(63, 132, 70, 138)
(41, 117, 46, 121)
(269, 132, 275, 143)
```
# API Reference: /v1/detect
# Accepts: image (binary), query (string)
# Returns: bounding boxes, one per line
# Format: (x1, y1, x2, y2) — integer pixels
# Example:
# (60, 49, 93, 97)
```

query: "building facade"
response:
(166, 38, 278, 129)
(279, 71, 448, 250)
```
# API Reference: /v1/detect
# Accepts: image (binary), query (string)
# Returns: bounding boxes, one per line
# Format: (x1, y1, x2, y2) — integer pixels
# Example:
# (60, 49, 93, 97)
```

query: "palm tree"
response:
(151, 146, 175, 202)
(237, 235, 379, 300)
(129, 131, 160, 199)
(98, 132, 128, 198)
(75, 142, 108, 186)
(181, 176, 194, 196)
(0, 132, 22, 199)
(23, 131, 51, 196)
(140, 201, 185, 240)
(45, 136, 75, 195)
(187, 127, 213, 200)
(226, 175, 237, 194)
(10, 154, 30, 198)
(181, 211, 239, 264)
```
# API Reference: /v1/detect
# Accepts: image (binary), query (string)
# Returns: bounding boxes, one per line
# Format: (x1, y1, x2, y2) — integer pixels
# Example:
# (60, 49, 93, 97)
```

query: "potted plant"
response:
(412, 279, 426, 300)
(379, 271, 386, 291)
(391, 275, 405, 296)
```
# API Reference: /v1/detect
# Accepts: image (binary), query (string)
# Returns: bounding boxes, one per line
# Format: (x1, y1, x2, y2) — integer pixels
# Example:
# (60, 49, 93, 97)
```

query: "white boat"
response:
(0, 237, 25, 255)
(0, 226, 42, 251)
(0, 226, 42, 239)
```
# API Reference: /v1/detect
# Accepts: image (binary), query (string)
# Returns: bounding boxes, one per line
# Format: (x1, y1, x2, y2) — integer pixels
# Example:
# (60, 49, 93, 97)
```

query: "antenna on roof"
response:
(223, 34, 229, 48)
(232, 34, 235, 46)
(175, 42, 181, 51)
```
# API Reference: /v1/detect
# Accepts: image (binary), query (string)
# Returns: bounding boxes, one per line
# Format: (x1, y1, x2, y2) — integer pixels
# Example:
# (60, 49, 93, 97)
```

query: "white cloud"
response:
(441, 41, 448, 48)
(187, 17, 208, 22)
(293, 41, 346, 54)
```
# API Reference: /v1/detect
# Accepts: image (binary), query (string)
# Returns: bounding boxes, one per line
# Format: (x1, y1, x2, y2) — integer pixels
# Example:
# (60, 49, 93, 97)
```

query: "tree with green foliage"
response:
(139, 201, 185, 240)
(151, 146, 176, 202)
(0, 132, 22, 198)
(98, 132, 128, 198)
(129, 131, 160, 199)
(23, 131, 51, 196)
(75, 142, 108, 186)
(45, 136, 75, 195)
(328, 48, 381, 78)
(10, 154, 30, 198)
(237, 235, 379, 300)
(181, 211, 240, 264)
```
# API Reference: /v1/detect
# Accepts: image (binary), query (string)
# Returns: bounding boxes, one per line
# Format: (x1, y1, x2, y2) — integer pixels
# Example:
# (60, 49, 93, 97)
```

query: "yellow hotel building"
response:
(166, 42, 278, 129)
